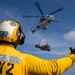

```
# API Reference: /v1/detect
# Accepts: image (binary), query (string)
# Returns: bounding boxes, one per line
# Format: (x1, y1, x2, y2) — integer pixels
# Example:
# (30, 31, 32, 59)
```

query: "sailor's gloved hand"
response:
(68, 47, 75, 62)
(70, 47, 75, 54)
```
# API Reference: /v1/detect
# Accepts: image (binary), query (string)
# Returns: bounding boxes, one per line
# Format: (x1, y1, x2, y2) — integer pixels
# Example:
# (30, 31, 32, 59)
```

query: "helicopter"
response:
(23, 2, 64, 33)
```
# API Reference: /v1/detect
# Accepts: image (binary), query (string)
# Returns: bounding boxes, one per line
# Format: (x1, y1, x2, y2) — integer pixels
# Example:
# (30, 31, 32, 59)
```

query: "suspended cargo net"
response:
(35, 37, 51, 51)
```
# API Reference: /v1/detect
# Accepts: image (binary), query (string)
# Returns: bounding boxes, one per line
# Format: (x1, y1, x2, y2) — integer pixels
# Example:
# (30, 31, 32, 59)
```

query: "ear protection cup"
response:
(18, 26, 25, 45)
(19, 32, 25, 45)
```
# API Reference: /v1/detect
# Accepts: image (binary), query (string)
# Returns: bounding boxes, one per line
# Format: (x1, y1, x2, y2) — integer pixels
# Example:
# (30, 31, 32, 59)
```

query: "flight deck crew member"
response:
(0, 20, 75, 75)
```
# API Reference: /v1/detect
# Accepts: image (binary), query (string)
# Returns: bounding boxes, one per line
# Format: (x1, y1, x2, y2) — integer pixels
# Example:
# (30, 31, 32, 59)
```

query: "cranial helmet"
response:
(0, 20, 25, 47)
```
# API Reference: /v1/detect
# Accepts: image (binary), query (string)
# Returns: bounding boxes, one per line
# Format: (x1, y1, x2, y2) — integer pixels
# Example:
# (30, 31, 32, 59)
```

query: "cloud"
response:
(0, 8, 22, 21)
(0, 8, 13, 18)
(63, 29, 75, 42)
(4, 10, 14, 18)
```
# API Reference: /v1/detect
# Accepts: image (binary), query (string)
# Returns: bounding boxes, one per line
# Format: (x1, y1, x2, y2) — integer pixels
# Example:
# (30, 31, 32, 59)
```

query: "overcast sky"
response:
(0, 0, 75, 75)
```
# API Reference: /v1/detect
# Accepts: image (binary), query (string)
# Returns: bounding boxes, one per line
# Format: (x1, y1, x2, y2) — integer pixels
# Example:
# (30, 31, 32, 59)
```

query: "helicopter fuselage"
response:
(31, 15, 55, 32)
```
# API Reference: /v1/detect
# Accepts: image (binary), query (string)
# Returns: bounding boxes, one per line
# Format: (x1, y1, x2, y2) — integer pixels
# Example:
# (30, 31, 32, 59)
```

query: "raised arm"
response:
(26, 47, 75, 75)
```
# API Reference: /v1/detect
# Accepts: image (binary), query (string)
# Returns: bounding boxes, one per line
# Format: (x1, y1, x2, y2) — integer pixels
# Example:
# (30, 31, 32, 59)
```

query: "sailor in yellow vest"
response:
(0, 20, 75, 75)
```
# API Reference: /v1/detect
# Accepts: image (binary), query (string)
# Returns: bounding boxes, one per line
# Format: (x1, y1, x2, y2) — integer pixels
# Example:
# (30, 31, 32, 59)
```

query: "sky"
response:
(0, 0, 75, 75)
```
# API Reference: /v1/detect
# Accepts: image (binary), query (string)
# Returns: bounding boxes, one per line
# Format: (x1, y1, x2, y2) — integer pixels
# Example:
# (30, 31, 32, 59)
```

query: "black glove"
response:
(70, 47, 75, 54)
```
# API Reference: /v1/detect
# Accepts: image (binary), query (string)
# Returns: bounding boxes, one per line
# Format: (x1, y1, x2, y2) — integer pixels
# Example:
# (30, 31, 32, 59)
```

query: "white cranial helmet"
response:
(0, 20, 25, 47)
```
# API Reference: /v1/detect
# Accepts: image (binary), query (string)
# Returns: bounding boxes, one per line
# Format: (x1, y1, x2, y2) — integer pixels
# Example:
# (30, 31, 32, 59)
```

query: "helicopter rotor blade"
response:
(35, 2, 44, 16)
(22, 15, 41, 18)
(53, 20, 59, 23)
(50, 7, 64, 15)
